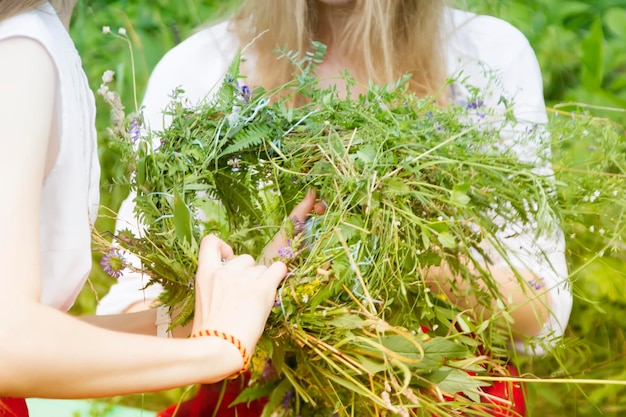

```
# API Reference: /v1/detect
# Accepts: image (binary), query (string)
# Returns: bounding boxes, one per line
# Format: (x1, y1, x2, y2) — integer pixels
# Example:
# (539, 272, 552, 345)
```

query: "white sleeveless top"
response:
(0, 3, 100, 311)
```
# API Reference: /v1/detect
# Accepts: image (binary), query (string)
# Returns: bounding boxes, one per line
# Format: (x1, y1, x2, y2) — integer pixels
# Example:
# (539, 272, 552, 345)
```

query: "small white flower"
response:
(393, 220, 401, 227)
(599, 228, 605, 236)
(613, 190, 619, 197)
(118, 27, 127, 35)
(598, 250, 605, 257)
(96, 84, 109, 97)
(105, 90, 118, 104)
(582, 130, 589, 136)
(102, 70, 115, 84)
(589, 225, 595, 233)
(102, 26, 111, 34)
(301, 295, 309, 303)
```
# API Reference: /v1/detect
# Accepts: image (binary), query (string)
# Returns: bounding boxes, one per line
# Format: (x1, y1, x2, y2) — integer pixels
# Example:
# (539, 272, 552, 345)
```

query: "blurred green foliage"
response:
(70, 0, 626, 415)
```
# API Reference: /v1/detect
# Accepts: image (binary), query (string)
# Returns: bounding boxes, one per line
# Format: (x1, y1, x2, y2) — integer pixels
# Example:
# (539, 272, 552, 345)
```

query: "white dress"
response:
(0, 3, 100, 311)
(98, 8, 571, 353)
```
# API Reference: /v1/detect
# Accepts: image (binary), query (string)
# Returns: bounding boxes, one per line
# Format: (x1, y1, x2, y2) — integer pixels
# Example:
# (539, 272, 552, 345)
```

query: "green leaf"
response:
(355, 145, 376, 163)
(435, 367, 489, 401)
(604, 8, 626, 39)
(232, 380, 281, 405)
(581, 18, 605, 91)
(451, 183, 471, 206)
(353, 354, 387, 374)
(420, 336, 469, 370)
(173, 188, 193, 243)
(437, 231, 457, 249)
(325, 314, 365, 329)
(383, 178, 412, 196)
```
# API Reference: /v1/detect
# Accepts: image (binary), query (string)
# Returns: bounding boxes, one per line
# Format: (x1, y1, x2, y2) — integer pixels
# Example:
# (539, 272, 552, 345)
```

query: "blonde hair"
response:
(231, 0, 448, 100)
(0, 0, 46, 23)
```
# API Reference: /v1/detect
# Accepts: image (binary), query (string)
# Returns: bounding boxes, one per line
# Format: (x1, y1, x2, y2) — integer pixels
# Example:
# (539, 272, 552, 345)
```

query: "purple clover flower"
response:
(465, 100, 484, 110)
(261, 358, 278, 381)
(99, 249, 126, 279)
(240, 84, 251, 102)
(277, 240, 294, 260)
(281, 390, 294, 410)
(128, 119, 140, 143)
(235, 81, 251, 102)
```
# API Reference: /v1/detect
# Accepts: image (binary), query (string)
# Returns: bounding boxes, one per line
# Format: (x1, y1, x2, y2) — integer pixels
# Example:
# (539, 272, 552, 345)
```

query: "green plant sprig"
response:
(96, 45, 626, 416)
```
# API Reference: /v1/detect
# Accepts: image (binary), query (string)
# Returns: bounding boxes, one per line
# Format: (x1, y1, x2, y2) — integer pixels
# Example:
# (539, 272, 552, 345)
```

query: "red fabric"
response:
(0, 398, 29, 417)
(157, 375, 265, 417)
(157, 327, 525, 416)
(479, 365, 526, 417)
(421, 325, 526, 416)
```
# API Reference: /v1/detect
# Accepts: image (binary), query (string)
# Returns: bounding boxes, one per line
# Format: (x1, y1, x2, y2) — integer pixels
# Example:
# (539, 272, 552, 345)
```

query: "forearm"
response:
(0, 302, 239, 398)
(423, 259, 549, 338)
(81, 307, 191, 338)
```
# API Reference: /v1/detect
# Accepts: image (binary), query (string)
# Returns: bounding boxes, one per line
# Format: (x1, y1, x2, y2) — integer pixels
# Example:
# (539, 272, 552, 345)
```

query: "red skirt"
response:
(0, 398, 29, 417)
(156, 369, 525, 417)
(157, 377, 265, 417)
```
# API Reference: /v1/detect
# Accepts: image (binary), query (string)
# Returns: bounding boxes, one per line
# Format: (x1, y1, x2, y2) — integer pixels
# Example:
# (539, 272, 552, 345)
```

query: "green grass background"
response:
(69, 0, 626, 415)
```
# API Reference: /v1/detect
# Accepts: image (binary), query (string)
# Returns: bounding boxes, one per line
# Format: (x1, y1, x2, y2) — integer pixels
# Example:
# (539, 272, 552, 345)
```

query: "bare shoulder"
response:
(0, 35, 56, 68)
(0, 35, 56, 177)
(0, 36, 56, 105)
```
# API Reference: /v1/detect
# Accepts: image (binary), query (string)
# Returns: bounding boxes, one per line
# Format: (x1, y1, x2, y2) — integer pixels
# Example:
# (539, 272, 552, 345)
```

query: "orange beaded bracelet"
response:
(191, 329, 250, 378)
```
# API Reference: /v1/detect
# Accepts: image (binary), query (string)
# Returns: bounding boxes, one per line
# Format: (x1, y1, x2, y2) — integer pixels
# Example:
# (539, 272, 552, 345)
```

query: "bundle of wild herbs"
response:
(105, 53, 566, 416)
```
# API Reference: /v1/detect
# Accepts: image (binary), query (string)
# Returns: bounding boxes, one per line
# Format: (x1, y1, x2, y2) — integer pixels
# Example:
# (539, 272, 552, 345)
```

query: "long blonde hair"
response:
(0, 0, 47, 23)
(231, 0, 448, 99)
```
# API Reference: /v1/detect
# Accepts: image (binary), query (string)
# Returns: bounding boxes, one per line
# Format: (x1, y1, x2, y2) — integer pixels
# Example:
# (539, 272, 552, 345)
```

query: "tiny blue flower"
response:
(128, 119, 140, 143)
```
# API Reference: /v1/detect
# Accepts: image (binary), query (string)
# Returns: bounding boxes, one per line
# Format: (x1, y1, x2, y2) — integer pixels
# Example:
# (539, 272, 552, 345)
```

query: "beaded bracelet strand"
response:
(191, 329, 250, 378)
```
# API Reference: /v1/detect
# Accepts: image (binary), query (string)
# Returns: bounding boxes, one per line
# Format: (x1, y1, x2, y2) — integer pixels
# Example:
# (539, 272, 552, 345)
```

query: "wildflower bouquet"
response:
(98, 46, 626, 416)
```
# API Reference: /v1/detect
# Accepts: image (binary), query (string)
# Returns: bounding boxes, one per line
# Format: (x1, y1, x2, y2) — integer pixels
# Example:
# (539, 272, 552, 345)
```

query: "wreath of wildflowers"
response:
(96, 43, 626, 416)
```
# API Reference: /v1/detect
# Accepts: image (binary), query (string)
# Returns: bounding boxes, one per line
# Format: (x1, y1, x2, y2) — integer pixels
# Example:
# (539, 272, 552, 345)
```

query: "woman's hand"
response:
(261, 189, 326, 265)
(192, 235, 287, 362)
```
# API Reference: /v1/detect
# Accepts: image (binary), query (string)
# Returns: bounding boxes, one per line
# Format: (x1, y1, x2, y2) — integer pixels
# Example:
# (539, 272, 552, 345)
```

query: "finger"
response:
(313, 200, 327, 215)
(289, 189, 318, 222)
(197, 235, 235, 275)
(260, 261, 288, 289)
(224, 253, 256, 270)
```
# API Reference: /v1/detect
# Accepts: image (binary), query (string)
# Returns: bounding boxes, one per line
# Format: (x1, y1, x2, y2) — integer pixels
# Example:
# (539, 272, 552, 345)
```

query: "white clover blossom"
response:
(96, 84, 109, 97)
(102, 70, 115, 84)
(105, 90, 117, 103)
